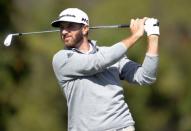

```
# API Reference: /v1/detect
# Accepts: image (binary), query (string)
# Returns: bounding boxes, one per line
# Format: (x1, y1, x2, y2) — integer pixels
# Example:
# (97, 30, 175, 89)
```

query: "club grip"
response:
(118, 24, 130, 28)
(118, 21, 159, 28)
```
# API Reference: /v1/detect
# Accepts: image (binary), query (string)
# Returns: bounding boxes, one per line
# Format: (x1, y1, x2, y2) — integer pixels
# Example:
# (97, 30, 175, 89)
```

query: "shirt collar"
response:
(71, 40, 98, 54)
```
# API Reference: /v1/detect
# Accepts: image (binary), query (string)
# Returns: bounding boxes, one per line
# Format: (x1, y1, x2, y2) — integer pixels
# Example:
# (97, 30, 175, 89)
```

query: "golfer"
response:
(52, 8, 159, 131)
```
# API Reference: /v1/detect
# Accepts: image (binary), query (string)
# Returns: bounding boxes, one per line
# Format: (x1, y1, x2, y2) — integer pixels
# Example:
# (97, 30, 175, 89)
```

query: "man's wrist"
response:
(122, 34, 140, 49)
(148, 35, 159, 42)
(146, 35, 159, 55)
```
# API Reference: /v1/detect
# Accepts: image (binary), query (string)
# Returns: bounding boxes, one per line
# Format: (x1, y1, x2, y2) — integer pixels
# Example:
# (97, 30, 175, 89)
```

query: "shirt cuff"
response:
(146, 52, 158, 57)
(118, 42, 128, 50)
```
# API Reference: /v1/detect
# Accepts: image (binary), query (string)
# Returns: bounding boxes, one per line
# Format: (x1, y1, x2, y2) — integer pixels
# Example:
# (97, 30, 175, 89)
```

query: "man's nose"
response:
(61, 29, 69, 35)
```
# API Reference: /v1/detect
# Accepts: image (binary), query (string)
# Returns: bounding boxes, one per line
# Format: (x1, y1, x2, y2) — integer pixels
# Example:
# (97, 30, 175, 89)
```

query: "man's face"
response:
(60, 22, 84, 48)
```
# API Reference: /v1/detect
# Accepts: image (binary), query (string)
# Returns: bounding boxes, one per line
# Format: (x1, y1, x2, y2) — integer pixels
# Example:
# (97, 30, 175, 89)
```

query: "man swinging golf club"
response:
(52, 8, 159, 131)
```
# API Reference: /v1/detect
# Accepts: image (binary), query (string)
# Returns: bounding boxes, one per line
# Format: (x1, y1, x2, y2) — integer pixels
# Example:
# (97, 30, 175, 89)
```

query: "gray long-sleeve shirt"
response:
(52, 40, 158, 131)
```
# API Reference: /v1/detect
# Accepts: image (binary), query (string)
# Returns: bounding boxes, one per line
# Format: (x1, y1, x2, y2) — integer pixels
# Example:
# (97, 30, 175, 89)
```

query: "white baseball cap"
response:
(51, 8, 89, 27)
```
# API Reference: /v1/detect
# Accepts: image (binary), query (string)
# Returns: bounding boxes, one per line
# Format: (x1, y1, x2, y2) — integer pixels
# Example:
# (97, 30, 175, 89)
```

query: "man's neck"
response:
(75, 38, 90, 53)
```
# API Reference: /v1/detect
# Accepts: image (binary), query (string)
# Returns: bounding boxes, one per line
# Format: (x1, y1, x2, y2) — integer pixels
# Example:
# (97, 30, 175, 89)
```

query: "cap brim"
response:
(51, 20, 63, 27)
(51, 19, 87, 28)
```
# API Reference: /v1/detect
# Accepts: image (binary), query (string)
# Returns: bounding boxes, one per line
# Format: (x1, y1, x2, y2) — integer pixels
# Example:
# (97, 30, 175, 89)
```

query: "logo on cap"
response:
(58, 14, 76, 20)
(82, 18, 88, 24)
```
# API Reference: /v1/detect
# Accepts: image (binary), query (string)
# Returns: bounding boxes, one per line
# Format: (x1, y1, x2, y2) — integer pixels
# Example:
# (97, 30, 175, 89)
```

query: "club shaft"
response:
(12, 30, 60, 36)
(89, 24, 130, 29)
(11, 22, 159, 36)
(89, 22, 159, 29)
(11, 24, 130, 36)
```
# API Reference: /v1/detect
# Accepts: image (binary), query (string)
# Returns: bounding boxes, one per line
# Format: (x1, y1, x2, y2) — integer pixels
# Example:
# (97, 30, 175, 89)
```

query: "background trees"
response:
(1, 0, 191, 131)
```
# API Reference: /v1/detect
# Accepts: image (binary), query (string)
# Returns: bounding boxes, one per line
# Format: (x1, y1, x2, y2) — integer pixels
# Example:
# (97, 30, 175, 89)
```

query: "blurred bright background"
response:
(0, 0, 191, 131)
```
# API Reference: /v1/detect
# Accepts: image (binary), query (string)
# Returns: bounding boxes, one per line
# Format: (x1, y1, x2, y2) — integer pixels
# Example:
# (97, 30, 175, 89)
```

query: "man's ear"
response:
(82, 25, 89, 36)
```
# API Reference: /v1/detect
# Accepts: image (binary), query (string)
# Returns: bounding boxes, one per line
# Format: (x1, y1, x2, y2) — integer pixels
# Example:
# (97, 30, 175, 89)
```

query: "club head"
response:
(4, 34, 13, 47)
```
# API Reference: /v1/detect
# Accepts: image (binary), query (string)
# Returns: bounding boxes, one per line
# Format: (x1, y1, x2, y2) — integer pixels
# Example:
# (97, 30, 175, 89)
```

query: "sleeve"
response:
(52, 42, 127, 81)
(119, 54, 159, 85)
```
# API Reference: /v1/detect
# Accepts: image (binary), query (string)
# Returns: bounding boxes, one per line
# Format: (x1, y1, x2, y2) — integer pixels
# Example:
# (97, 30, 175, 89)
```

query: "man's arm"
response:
(119, 18, 159, 85)
(52, 42, 127, 81)
(135, 35, 159, 85)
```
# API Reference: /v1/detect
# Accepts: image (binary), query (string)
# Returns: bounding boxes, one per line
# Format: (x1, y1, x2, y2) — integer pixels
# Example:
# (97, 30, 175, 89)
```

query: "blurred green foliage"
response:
(0, 0, 191, 131)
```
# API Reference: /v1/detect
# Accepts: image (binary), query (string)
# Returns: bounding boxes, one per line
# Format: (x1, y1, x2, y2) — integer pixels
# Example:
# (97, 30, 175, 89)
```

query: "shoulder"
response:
(96, 45, 109, 52)
(53, 49, 74, 59)
(52, 49, 74, 66)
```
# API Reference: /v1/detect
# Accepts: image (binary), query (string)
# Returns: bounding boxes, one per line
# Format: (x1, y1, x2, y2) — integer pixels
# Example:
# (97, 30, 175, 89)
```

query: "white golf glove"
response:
(144, 18, 160, 36)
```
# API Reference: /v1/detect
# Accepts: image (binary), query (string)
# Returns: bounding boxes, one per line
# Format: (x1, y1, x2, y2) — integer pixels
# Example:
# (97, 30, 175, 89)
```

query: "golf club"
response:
(3, 22, 159, 47)
(3, 30, 60, 47)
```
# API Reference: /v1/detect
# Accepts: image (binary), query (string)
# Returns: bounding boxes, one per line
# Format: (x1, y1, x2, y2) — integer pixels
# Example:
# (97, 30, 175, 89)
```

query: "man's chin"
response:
(64, 42, 76, 48)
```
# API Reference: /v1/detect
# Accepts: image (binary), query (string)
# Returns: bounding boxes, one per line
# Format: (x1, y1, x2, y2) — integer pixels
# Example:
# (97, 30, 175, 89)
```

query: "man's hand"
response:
(130, 17, 147, 38)
(121, 17, 160, 50)
(121, 17, 147, 49)
(145, 18, 160, 56)
(144, 18, 160, 36)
